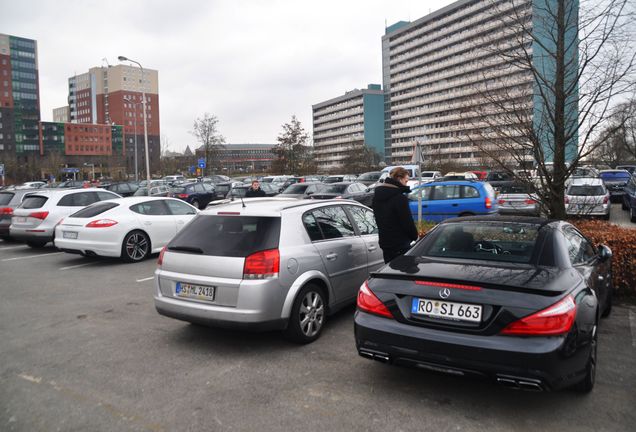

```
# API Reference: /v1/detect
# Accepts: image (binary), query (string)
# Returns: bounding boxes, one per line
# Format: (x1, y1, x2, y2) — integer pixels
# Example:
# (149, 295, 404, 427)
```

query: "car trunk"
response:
(11, 195, 50, 229)
(368, 256, 572, 335)
(157, 215, 281, 307)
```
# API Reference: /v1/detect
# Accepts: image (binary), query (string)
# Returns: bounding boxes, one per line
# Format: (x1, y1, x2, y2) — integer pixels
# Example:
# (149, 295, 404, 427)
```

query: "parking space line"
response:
(629, 309, 636, 348)
(1, 252, 64, 262)
(59, 262, 96, 271)
(0, 245, 27, 251)
(136, 276, 154, 283)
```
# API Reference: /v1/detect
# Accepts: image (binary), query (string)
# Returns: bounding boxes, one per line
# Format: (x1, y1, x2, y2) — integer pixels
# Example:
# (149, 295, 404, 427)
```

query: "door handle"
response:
(423, 205, 428, 208)
(452, 203, 459, 207)
(325, 253, 338, 261)
(144, 221, 152, 226)
(368, 246, 377, 252)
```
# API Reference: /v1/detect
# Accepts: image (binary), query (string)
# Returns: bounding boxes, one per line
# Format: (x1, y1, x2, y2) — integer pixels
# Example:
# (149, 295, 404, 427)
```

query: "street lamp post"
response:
(123, 95, 139, 182)
(118, 55, 150, 195)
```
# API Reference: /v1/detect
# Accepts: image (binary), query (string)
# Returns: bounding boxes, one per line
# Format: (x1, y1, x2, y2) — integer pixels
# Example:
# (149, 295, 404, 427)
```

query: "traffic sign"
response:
(198, 158, 206, 169)
(61, 168, 80, 173)
(189, 165, 196, 173)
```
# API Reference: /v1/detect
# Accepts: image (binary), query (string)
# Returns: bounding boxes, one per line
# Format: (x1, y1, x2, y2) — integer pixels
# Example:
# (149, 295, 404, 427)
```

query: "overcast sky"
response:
(2, 0, 455, 152)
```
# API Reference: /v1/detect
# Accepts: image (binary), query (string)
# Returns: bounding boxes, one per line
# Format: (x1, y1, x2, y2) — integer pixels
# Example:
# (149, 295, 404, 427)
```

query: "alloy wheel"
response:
(298, 291, 325, 338)
(125, 232, 149, 261)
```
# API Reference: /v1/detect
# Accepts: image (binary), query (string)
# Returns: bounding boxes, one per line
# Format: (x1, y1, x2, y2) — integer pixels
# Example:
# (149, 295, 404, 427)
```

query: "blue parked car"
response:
(408, 180, 498, 222)
(621, 174, 636, 223)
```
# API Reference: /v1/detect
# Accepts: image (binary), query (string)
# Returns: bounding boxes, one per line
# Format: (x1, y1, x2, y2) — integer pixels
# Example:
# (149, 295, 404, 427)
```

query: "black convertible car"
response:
(355, 216, 612, 392)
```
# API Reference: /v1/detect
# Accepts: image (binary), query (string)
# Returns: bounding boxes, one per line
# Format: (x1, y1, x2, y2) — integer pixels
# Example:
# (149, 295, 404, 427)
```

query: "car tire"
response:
(622, 199, 628, 210)
(458, 212, 475, 217)
(603, 213, 610, 220)
(191, 199, 200, 209)
(26, 240, 48, 248)
(121, 230, 150, 263)
(631, 206, 636, 223)
(573, 325, 597, 393)
(601, 278, 613, 318)
(284, 284, 327, 344)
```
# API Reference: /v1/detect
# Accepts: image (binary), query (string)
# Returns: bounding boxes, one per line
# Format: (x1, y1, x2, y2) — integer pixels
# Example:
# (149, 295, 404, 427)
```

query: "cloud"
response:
(2, 0, 455, 151)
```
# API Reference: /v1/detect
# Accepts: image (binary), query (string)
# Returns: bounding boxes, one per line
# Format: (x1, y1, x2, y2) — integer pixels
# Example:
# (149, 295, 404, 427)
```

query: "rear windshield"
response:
(358, 172, 380, 181)
(568, 185, 605, 196)
(323, 177, 342, 183)
(70, 202, 120, 218)
(322, 184, 347, 193)
(171, 187, 186, 194)
(499, 184, 531, 194)
(600, 171, 630, 180)
(215, 184, 231, 194)
(413, 223, 540, 264)
(0, 192, 14, 206)
(168, 215, 281, 257)
(282, 184, 309, 194)
(421, 172, 435, 177)
(20, 195, 48, 209)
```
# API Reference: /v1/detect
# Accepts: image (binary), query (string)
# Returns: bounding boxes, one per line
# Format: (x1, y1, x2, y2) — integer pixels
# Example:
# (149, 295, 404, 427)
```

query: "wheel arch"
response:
(280, 271, 332, 320)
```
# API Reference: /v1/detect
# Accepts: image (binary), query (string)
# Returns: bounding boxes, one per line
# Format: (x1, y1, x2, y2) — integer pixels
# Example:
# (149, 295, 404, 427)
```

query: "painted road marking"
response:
(629, 309, 636, 348)
(59, 262, 97, 271)
(1, 252, 63, 262)
(136, 276, 154, 283)
(0, 245, 27, 251)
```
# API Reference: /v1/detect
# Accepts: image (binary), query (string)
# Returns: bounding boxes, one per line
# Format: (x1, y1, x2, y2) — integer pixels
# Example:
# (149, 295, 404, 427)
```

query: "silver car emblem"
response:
(439, 288, 451, 299)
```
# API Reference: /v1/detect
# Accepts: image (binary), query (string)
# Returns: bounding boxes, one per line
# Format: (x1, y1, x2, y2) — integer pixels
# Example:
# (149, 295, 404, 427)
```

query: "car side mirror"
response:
(598, 245, 612, 262)
(306, 191, 314, 195)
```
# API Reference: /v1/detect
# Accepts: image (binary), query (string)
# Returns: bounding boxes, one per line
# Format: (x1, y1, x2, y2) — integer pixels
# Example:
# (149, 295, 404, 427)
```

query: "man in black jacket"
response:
(372, 167, 419, 263)
(245, 180, 266, 198)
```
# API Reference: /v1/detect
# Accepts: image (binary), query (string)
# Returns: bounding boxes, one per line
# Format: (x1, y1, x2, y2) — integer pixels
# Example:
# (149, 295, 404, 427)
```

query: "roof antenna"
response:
(239, 191, 246, 208)
(102, 57, 111, 67)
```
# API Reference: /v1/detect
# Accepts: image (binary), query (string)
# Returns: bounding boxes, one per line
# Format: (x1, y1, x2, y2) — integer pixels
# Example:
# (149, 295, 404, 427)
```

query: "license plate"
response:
(63, 231, 78, 239)
(175, 282, 215, 301)
(411, 298, 482, 323)
(15, 217, 27, 223)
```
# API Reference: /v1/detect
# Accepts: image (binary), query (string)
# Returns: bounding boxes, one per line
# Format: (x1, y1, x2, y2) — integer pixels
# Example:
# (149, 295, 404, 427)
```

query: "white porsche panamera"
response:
(54, 197, 198, 262)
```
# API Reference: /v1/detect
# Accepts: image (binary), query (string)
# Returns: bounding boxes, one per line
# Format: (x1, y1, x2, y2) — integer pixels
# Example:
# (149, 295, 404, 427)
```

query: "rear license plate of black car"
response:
(175, 282, 215, 301)
(411, 298, 482, 323)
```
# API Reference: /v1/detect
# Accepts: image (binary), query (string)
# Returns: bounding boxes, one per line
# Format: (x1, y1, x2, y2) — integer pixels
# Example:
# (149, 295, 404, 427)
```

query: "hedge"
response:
(415, 219, 636, 298)
(572, 220, 636, 298)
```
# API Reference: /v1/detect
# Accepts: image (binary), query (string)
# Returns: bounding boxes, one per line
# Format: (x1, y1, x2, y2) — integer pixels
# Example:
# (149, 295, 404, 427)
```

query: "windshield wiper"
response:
(168, 245, 204, 254)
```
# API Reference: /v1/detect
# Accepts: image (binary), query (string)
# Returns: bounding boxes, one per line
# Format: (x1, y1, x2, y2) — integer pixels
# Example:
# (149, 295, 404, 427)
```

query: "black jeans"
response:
(382, 245, 410, 264)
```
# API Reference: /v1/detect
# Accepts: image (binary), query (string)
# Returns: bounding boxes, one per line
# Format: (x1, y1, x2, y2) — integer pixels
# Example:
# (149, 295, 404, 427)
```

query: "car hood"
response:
(372, 255, 572, 294)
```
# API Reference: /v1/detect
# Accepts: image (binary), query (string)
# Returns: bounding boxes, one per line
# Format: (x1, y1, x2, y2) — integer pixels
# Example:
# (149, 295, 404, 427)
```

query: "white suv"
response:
(10, 188, 121, 247)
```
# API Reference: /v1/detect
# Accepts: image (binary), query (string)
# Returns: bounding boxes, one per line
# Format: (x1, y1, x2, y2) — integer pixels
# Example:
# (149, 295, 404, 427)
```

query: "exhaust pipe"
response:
(359, 348, 390, 363)
(497, 376, 543, 391)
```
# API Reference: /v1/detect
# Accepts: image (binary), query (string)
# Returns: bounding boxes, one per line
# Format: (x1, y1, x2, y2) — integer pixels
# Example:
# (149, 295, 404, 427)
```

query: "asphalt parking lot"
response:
(1, 208, 635, 432)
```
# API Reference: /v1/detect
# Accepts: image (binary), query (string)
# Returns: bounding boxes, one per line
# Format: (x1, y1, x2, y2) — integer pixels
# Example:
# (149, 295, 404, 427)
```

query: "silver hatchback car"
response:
(154, 198, 384, 343)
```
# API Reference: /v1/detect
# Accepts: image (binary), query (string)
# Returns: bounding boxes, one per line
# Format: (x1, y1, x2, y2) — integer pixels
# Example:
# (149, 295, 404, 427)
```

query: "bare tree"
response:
(341, 145, 383, 173)
(463, 0, 636, 218)
(589, 99, 636, 165)
(273, 115, 309, 174)
(191, 113, 226, 175)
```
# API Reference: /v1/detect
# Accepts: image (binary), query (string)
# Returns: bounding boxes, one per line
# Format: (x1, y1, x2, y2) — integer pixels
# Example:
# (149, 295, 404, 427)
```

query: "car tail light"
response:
(564, 196, 570, 204)
(85, 219, 118, 228)
(357, 281, 393, 319)
(0, 207, 13, 215)
(485, 196, 492, 209)
(501, 295, 576, 336)
(525, 199, 536, 205)
(177, 193, 188, 199)
(157, 245, 167, 267)
(498, 199, 505, 205)
(603, 195, 609, 204)
(28, 211, 49, 220)
(243, 248, 280, 279)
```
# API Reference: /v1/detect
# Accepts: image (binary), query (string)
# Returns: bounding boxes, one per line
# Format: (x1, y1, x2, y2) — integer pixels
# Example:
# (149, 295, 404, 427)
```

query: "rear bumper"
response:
(354, 311, 590, 391)
(154, 295, 288, 331)
(54, 237, 121, 257)
(9, 226, 54, 242)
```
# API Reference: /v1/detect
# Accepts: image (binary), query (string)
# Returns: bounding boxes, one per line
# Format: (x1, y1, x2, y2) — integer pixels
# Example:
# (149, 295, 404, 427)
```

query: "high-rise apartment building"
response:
(312, 84, 384, 172)
(0, 34, 40, 158)
(382, 0, 578, 166)
(67, 65, 160, 173)
(52, 105, 69, 123)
